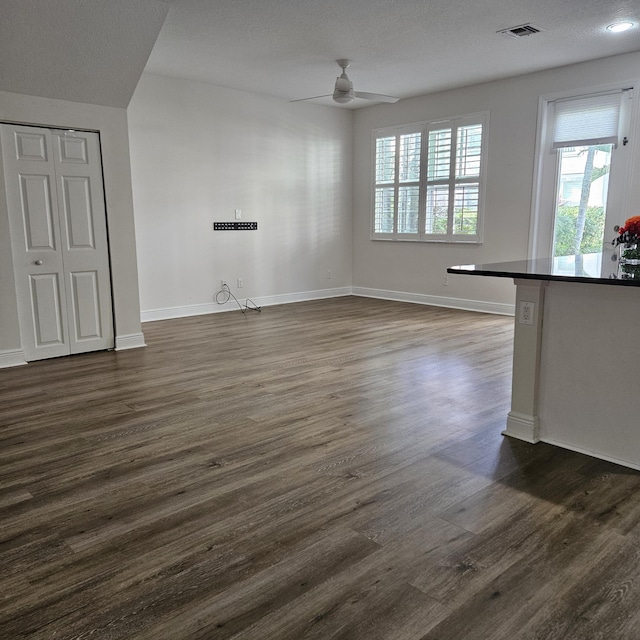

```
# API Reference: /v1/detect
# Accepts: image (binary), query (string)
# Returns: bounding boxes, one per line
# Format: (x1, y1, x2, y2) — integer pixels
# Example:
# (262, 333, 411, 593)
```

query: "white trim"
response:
(141, 302, 223, 322)
(140, 287, 352, 323)
(528, 93, 549, 260)
(141, 287, 513, 323)
(0, 349, 27, 368)
(504, 411, 540, 443)
(351, 287, 514, 316)
(541, 437, 640, 472)
(115, 333, 147, 350)
(253, 287, 352, 309)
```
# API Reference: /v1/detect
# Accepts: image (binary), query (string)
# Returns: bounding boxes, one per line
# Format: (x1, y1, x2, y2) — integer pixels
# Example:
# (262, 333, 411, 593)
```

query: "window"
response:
(530, 86, 635, 260)
(372, 113, 488, 242)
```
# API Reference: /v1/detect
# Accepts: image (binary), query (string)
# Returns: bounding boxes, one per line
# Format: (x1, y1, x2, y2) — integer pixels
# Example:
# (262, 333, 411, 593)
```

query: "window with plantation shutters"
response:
(372, 113, 488, 242)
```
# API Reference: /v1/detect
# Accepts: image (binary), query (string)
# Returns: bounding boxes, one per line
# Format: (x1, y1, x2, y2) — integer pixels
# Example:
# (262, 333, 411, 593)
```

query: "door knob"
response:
(34, 259, 43, 265)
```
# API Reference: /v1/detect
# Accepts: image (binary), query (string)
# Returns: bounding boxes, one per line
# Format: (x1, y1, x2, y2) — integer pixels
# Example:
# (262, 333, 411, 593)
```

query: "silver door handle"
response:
(34, 259, 43, 265)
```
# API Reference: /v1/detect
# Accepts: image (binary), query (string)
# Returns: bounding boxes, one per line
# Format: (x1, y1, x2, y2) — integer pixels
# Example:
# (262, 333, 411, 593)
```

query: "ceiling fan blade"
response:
(355, 91, 399, 103)
(289, 94, 332, 103)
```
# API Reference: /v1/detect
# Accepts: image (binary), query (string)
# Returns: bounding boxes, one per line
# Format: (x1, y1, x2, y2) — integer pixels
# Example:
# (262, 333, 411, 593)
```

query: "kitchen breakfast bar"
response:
(448, 254, 640, 471)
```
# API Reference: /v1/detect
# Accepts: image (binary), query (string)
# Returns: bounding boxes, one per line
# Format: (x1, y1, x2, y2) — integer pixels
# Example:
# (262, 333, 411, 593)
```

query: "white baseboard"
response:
(540, 437, 640, 472)
(351, 287, 515, 316)
(115, 333, 147, 351)
(0, 349, 27, 368)
(140, 287, 352, 323)
(503, 411, 540, 444)
(140, 286, 513, 323)
(141, 302, 223, 323)
(254, 287, 352, 309)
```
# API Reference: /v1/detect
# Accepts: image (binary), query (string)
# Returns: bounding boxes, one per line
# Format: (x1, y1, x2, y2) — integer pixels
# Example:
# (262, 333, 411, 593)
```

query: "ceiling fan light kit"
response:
(333, 91, 355, 103)
(333, 60, 356, 102)
(293, 59, 399, 105)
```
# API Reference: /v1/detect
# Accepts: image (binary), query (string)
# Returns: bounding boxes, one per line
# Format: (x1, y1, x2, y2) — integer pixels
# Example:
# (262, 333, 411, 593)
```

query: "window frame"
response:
(371, 111, 489, 243)
(528, 84, 636, 261)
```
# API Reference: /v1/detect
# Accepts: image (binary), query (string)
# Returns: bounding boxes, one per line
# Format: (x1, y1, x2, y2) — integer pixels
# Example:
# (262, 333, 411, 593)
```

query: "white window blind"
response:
(552, 91, 623, 149)
(425, 119, 484, 239)
(373, 128, 422, 236)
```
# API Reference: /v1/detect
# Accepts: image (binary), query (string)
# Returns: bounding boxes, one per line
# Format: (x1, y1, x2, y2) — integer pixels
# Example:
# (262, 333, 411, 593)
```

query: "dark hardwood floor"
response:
(1, 296, 639, 639)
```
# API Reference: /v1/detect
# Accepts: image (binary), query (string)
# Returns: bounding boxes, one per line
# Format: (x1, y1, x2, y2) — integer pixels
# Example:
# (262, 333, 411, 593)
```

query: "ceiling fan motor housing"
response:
(333, 69, 355, 103)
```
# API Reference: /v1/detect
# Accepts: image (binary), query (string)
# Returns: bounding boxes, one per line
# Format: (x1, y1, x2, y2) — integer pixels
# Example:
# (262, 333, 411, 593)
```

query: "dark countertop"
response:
(448, 253, 640, 287)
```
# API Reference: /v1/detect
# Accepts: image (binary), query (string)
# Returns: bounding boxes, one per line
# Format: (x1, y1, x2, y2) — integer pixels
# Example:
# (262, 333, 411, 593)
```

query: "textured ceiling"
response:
(146, 0, 640, 107)
(1, 0, 639, 110)
(0, 0, 169, 108)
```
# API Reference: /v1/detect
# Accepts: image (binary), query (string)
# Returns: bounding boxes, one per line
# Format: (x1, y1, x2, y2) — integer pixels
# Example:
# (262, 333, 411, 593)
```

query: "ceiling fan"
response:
(292, 59, 400, 105)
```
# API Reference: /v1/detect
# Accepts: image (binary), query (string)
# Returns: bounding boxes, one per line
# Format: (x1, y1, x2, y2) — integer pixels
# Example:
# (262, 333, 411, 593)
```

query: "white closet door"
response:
(52, 130, 113, 355)
(1, 124, 114, 361)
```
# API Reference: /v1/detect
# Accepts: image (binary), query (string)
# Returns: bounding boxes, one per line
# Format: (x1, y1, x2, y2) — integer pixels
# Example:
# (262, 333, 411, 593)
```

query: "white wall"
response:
(352, 51, 640, 313)
(0, 90, 145, 366)
(128, 52, 640, 322)
(128, 73, 353, 320)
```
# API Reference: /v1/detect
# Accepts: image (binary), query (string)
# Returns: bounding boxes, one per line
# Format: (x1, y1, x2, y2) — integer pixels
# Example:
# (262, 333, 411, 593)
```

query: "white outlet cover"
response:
(519, 301, 535, 325)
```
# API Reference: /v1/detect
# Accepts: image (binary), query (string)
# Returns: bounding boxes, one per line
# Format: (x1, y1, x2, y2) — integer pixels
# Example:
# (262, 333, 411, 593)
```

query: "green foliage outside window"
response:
(553, 205, 605, 256)
(427, 209, 478, 235)
(454, 210, 478, 235)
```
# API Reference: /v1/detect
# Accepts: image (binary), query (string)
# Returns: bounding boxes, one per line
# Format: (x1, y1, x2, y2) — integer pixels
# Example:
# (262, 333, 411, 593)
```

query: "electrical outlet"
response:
(221, 279, 229, 290)
(237, 277, 243, 288)
(235, 209, 242, 220)
(519, 301, 535, 325)
(326, 270, 332, 279)
(443, 273, 449, 286)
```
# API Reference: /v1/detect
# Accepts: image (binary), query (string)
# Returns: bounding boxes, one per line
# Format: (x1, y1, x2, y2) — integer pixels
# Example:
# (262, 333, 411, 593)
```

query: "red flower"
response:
(619, 216, 640, 236)
(613, 216, 640, 246)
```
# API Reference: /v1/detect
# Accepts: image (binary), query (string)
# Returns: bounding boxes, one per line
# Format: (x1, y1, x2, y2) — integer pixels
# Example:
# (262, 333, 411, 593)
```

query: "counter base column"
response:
(503, 279, 547, 445)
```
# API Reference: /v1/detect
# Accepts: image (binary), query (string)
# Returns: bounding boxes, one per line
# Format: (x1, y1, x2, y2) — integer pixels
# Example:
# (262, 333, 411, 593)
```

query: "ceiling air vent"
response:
(498, 23, 544, 38)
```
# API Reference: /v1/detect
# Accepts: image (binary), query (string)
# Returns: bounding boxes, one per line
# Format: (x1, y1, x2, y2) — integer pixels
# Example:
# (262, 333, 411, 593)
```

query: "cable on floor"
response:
(214, 283, 261, 314)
